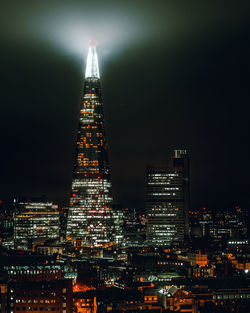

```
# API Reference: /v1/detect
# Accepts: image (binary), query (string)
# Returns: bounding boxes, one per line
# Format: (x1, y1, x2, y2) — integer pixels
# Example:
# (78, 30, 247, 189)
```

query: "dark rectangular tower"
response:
(172, 149, 190, 237)
(146, 150, 190, 247)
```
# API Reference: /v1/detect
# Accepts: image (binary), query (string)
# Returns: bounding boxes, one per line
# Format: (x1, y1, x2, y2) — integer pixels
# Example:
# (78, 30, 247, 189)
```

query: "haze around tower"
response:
(0, 0, 250, 209)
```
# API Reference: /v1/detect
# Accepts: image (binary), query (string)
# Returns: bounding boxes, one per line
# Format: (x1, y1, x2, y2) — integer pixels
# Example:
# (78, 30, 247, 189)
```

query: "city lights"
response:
(66, 45, 122, 247)
(0, 2, 249, 311)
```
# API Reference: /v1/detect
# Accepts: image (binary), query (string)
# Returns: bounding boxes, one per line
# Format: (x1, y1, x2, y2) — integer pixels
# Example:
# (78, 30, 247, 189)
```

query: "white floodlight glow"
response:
(85, 45, 100, 78)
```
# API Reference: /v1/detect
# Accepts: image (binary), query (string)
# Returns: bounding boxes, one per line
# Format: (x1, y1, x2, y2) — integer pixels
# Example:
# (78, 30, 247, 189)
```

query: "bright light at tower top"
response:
(85, 44, 100, 79)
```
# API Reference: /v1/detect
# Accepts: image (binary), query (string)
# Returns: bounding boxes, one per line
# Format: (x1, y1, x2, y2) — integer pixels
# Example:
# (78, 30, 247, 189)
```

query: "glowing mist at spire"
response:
(85, 44, 100, 79)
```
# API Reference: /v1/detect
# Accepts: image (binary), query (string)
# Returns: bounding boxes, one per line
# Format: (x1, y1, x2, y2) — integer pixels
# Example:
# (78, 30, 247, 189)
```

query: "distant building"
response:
(227, 239, 249, 253)
(9, 279, 72, 313)
(0, 200, 13, 234)
(6, 264, 62, 282)
(172, 150, 190, 237)
(189, 206, 248, 240)
(163, 286, 197, 312)
(189, 207, 213, 238)
(0, 200, 14, 249)
(187, 250, 208, 267)
(36, 243, 64, 256)
(123, 208, 146, 247)
(110, 206, 124, 245)
(116, 287, 163, 313)
(14, 197, 60, 250)
(146, 150, 190, 247)
(73, 292, 97, 313)
(1, 254, 65, 283)
(60, 207, 69, 238)
(0, 270, 9, 313)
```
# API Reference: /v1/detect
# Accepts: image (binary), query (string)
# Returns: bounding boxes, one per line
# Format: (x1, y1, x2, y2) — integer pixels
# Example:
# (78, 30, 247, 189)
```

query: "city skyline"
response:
(1, 3, 250, 312)
(0, 1, 250, 209)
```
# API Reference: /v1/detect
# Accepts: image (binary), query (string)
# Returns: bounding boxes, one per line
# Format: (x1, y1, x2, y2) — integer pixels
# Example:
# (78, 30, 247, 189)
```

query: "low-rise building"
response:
(9, 279, 72, 313)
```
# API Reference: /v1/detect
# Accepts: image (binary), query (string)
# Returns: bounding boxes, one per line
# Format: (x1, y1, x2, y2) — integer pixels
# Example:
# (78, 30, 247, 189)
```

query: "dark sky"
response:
(1, 0, 250, 209)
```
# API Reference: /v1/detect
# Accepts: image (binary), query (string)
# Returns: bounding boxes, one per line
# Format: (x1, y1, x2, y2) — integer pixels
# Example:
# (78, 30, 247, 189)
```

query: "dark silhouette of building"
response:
(172, 149, 190, 237)
(9, 279, 72, 313)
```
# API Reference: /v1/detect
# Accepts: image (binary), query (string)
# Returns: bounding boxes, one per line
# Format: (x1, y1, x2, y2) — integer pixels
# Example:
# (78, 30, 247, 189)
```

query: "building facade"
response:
(67, 45, 114, 247)
(14, 197, 60, 250)
(172, 149, 190, 237)
(9, 279, 72, 313)
(146, 150, 190, 247)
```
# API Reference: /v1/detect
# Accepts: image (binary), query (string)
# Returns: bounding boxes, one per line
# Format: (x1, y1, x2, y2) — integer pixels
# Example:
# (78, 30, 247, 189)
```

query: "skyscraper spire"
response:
(85, 44, 100, 79)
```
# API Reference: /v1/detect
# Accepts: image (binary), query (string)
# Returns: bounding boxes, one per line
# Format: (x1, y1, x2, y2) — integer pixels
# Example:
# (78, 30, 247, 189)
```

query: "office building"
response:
(146, 150, 190, 246)
(14, 197, 60, 250)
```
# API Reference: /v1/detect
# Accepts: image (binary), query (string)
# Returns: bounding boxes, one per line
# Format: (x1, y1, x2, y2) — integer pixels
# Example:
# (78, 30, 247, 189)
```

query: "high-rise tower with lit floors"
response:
(146, 150, 190, 247)
(67, 45, 113, 247)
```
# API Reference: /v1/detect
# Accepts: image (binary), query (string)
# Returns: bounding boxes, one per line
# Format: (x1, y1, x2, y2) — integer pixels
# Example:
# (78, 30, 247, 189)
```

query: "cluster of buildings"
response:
(189, 206, 248, 240)
(0, 245, 250, 313)
(0, 45, 249, 313)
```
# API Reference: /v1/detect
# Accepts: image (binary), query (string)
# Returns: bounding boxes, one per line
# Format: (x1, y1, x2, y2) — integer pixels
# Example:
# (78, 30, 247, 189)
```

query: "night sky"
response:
(1, 1, 250, 209)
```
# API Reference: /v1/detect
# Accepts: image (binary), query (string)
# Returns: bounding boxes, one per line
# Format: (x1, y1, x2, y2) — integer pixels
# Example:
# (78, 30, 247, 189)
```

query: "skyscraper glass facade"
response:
(146, 150, 190, 246)
(146, 168, 185, 246)
(14, 198, 59, 250)
(67, 46, 113, 247)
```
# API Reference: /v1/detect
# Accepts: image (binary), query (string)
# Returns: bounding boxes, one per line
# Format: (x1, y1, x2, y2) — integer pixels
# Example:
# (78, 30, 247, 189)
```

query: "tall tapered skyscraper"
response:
(67, 45, 113, 247)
